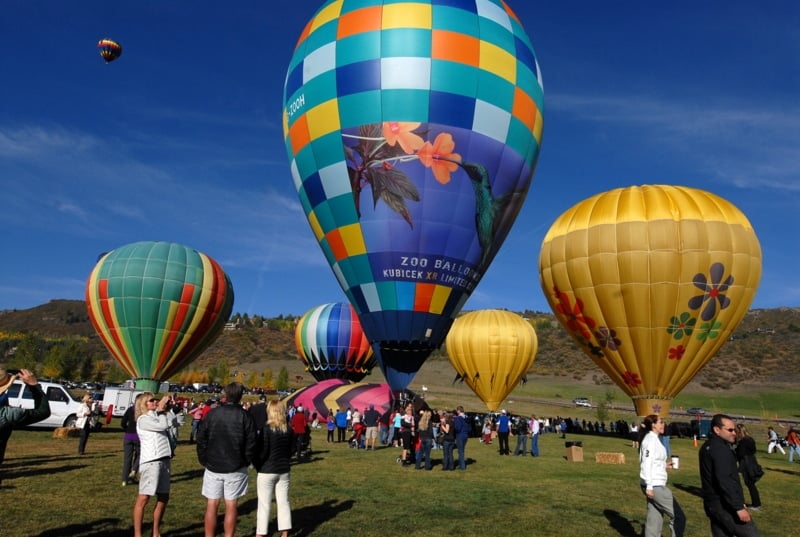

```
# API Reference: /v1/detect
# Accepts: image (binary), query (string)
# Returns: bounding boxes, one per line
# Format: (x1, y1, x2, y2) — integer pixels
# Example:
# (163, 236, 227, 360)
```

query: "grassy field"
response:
(4, 411, 799, 537)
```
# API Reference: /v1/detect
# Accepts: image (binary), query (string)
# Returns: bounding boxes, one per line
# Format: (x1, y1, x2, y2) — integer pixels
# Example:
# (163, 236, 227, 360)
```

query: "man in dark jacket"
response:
(0, 368, 51, 486)
(453, 406, 470, 470)
(699, 413, 761, 537)
(197, 382, 256, 537)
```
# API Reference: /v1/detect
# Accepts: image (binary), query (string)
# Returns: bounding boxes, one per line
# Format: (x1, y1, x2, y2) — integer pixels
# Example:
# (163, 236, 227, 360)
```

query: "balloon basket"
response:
(134, 379, 161, 393)
(633, 397, 672, 418)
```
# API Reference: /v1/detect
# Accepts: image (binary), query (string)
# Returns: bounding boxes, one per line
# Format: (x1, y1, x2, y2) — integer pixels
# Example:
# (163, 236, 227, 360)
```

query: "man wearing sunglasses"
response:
(699, 414, 761, 537)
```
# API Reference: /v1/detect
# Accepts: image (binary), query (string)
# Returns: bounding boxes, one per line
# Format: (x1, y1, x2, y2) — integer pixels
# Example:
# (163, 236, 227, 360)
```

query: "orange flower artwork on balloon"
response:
(417, 133, 461, 184)
(382, 122, 424, 154)
(342, 122, 471, 228)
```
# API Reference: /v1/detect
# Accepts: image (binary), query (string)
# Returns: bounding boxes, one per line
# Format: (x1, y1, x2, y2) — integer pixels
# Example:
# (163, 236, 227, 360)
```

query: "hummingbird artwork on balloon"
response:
(458, 161, 527, 267)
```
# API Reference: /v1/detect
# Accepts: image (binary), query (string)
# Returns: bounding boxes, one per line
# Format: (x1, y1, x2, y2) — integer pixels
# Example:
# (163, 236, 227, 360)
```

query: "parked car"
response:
(573, 397, 592, 408)
(686, 407, 707, 415)
(4, 380, 83, 428)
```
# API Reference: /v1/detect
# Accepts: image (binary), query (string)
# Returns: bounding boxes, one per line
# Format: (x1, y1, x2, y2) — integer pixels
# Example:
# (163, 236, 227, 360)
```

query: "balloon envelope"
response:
(446, 309, 537, 411)
(283, 0, 544, 392)
(284, 379, 414, 418)
(86, 241, 234, 391)
(98, 39, 122, 63)
(295, 303, 376, 382)
(539, 185, 762, 416)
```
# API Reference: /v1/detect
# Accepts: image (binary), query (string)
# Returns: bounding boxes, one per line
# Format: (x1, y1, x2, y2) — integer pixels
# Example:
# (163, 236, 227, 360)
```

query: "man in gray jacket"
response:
(197, 382, 256, 537)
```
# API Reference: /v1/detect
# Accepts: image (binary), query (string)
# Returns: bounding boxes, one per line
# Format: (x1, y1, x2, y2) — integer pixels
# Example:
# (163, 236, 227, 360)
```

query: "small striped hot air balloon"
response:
(97, 38, 122, 63)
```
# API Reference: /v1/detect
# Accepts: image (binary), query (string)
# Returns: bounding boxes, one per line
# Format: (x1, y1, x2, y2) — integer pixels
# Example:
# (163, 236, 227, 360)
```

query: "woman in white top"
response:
(133, 392, 177, 537)
(76, 394, 94, 455)
(638, 414, 686, 537)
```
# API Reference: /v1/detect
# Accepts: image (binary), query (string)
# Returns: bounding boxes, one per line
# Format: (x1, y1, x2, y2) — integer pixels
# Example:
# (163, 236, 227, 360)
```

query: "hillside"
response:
(1, 300, 798, 387)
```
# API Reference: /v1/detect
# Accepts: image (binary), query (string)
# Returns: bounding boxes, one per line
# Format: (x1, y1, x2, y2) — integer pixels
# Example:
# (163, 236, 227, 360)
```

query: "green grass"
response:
(4, 422, 799, 536)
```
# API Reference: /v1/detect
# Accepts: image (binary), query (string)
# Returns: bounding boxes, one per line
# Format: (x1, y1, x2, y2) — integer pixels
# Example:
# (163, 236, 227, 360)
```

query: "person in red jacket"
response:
(290, 406, 308, 460)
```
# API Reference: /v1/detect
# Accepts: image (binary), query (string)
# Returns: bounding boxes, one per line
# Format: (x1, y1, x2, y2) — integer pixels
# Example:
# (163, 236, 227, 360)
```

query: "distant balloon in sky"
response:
(539, 185, 762, 417)
(295, 302, 376, 382)
(86, 241, 234, 392)
(283, 0, 544, 394)
(446, 309, 537, 411)
(97, 39, 122, 63)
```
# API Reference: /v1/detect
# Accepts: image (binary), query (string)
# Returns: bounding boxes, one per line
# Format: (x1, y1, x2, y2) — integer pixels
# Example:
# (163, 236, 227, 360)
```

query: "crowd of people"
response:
(122, 396, 800, 537)
(4, 369, 799, 537)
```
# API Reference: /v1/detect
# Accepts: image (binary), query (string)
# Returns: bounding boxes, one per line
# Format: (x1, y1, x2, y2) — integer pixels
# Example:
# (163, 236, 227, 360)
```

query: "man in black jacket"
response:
(197, 382, 256, 537)
(699, 414, 761, 537)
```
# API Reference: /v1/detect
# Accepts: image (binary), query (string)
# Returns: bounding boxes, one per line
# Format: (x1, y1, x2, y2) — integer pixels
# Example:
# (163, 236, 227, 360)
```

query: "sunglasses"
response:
(148, 398, 159, 403)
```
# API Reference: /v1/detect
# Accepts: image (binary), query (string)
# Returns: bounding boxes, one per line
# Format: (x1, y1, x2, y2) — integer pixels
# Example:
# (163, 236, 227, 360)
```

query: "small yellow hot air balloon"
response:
(446, 309, 538, 411)
(539, 185, 762, 417)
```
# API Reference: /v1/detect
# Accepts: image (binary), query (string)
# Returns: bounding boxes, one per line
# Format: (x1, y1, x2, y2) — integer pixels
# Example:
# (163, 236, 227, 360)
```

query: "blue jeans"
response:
(442, 440, 455, 470)
(379, 425, 389, 445)
(415, 438, 433, 470)
(456, 437, 468, 470)
(190, 419, 200, 442)
(530, 433, 540, 456)
(513, 434, 528, 455)
(789, 445, 800, 462)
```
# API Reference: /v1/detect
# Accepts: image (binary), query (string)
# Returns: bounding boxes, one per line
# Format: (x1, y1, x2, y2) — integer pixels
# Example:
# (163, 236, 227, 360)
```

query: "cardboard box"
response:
(565, 445, 584, 462)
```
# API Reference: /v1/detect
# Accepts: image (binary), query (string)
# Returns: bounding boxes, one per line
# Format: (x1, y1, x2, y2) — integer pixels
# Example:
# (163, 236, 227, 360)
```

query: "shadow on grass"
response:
(171, 466, 205, 483)
(764, 465, 800, 477)
(3, 463, 87, 485)
(36, 517, 125, 537)
(186, 497, 357, 537)
(672, 482, 703, 498)
(603, 509, 642, 537)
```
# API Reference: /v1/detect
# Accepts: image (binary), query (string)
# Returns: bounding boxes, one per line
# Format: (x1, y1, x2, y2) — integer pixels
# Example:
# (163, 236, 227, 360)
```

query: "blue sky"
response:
(1, 1, 798, 318)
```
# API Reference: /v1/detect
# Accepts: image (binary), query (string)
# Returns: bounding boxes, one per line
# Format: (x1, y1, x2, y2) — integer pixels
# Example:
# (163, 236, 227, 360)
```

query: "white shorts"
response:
(202, 467, 249, 500)
(139, 459, 171, 496)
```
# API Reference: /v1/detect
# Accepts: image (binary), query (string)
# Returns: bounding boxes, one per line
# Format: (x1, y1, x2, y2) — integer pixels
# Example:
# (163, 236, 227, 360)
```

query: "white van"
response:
(4, 380, 83, 428)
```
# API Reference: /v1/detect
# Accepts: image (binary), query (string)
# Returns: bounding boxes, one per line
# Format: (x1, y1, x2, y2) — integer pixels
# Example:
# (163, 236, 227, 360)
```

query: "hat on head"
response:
(297, 406, 303, 412)
(501, 409, 507, 414)
(369, 404, 375, 410)
(0, 365, 14, 395)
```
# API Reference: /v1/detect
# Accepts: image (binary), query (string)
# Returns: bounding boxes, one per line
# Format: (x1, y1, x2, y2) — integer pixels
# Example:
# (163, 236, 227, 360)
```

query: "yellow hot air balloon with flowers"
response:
(539, 185, 761, 417)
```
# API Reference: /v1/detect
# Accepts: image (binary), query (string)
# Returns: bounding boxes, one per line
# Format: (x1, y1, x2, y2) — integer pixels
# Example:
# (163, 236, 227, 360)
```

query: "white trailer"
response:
(102, 386, 144, 417)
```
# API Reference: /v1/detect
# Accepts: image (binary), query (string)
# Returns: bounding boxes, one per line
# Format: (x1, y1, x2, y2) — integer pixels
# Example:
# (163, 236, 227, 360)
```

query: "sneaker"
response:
(747, 505, 762, 511)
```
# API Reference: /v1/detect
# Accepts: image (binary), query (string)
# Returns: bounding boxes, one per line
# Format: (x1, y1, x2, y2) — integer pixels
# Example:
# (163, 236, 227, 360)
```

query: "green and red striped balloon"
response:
(86, 241, 234, 392)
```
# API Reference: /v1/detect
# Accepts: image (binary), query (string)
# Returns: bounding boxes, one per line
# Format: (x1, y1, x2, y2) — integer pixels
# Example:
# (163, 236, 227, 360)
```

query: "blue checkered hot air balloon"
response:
(283, 0, 544, 393)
